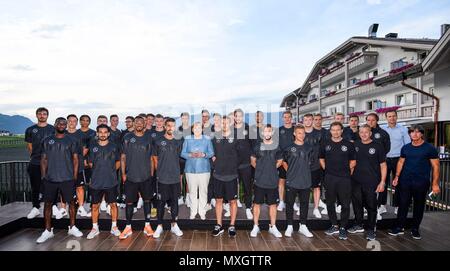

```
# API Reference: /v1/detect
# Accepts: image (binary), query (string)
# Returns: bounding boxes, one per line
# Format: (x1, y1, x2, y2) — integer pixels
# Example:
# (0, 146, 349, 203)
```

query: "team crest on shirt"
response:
(216, 139, 221, 144)
(130, 137, 136, 143)
(48, 139, 55, 145)
(355, 147, 359, 152)
(280, 129, 285, 135)
(161, 141, 167, 146)
(260, 145, 266, 151)
(151, 133, 156, 138)
(341, 145, 348, 152)
(369, 148, 376, 155)
(93, 147, 99, 153)
(325, 145, 331, 151)
(32, 128, 38, 133)
(228, 138, 234, 143)
(291, 147, 297, 153)
(374, 133, 381, 139)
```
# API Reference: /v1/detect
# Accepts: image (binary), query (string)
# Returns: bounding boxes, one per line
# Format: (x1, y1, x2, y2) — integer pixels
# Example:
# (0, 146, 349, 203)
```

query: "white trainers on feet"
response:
(236, 199, 243, 208)
(59, 208, 68, 218)
(68, 225, 83, 237)
(285, 225, 294, 237)
(293, 202, 300, 211)
(269, 225, 282, 238)
(87, 228, 100, 239)
(171, 224, 183, 237)
(100, 200, 107, 212)
(378, 205, 387, 214)
(106, 205, 111, 216)
(377, 210, 382, 221)
(153, 225, 164, 238)
(211, 198, 216, 208)
(335, 205, 342, 214)
(178, 196, 185, 206)
(319, 200, 327, 209)
(110, 226, 121, 237)
(277, 201, 285, 211)
(246, 208, 253, 220)
(299, 224, 313, 238)
(36, 229, 54, 243)
(52, 205, 62, 219)
(313, 208, 322, 219)
(321, 207, 328, 215)
(27, 207, 40, 219)
(77, 206, 88, 217)
(133, 207, 138, 214)
(250, 224, 260, 237)
(394, 207, 398, 215)
(137, 197, 144, 209)
(296, 210, 300, 216)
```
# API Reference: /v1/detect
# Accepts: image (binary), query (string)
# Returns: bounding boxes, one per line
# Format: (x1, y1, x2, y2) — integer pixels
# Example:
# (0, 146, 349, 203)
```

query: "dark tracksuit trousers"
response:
(396, 181, 429, 230)
(28, 164, 43, 209)
(238, 165, 253, 208)
(324, 175, 351, 228)
(352, 180, 378, 231)
(285, 186, 310, 225)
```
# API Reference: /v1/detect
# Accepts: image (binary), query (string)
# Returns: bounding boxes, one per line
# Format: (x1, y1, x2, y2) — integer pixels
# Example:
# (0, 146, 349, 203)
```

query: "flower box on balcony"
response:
(349, 111, 366, 117)
(345, 52, 361, 61)
(389, 63, 414, 75)
(356, 77, 374, 86)
(375, 106, 401, 114)
(325, 91, 337, 97)
(308, 98, 318, 103)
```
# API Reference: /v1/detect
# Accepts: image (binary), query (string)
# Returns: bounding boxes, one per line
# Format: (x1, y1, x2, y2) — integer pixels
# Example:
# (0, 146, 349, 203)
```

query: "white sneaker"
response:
(293, 202, 300, 211)
(36, 228, 54, 243)
(100, 201, 107, 212)
(377, 210, 382, 221)
(205, 204, 212, 212)
(299, 224, 313, 238)
(77, 206, 88, 217)
(106, 205, 111, 216)
(119, 203, 126, 209)
(171, 224, 183, 237)
(321, 207, 328, 215)
(59, 208, 68, 218)
(133, 207, 138, 214)
(378, 205, 387, 214)
(236, 199, 243, 208)
(137, 197, 144, 209)
(27, 207, 40, 219)
(86, 212, 92, 217)
(178, 196, 184, 206)
(285, 225, 293, 237)
(277, 201, 285, 211)
(394, 207, 398, 215)
(250, 224, 260, 237)
(68, 225, 83, 237)
(185, 194, 191, 208)
(335, 205, 341, 214)
(313, 208, 322, 219)
(319, 200, 327, 209)
(296, 210, 300, 216)
(224, 210, 231, 217)
(110, 226, 121, 237)
(189, 214, 196, 220)
(153, 225, 164, 238)
(211, 198, 216, 207)
(52, 205, 63, 219)
(246, 208, 253, 220)
(364, 208, 368, 217)
(200, 214, 206, 220)
(87, 228, 100, 239)
(269, 225, 282, 238)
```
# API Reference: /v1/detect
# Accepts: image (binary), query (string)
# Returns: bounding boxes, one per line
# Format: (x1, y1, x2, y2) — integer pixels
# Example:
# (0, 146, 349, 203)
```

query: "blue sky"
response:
(0, 0, 449, 124)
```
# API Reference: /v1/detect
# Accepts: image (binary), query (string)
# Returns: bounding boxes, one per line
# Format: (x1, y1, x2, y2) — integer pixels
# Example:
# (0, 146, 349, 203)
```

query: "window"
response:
(329, 107, 337, 115)
(350, 78, 359, 86)
(335, 83, 343, 91)
(396, 94, 406, 106)
(422, 87, 433, 104)
(348, 107, 355, 114)
(413, 93, 417, 104)
(367, 100, 385, 110)
(366, 70, 378, 78)
(391, 59, 408, 70)
(396, 93, 414, 106)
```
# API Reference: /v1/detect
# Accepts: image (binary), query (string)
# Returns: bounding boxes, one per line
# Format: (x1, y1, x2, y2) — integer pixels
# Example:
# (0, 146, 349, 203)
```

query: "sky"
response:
(1, 0, 449, 126)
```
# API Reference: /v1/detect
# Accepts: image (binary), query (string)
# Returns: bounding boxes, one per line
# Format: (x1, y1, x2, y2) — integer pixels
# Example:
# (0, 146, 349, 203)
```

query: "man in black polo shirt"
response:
(250, 124, 283, 238)
(119, 116, 154, 240)
(343, 115, 360, 142)
(283, 125, 314, 238)
(36, 117, 83, 243)
(152, 118, 184, 238)
(366, 113, 390, 155)
(320, 122, 356, 240)
(234, 108, 254, 220)
(211, 116, 240, 237)
(87, 124, 121, 239)
(109, 114, 122, 147)
(348, 124, 386, 241)
(25, 107, 55, 219)
(276, 111, 294, 212)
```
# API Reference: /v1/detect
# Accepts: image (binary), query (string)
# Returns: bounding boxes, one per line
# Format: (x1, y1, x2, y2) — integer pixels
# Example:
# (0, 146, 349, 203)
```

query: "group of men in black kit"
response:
(25, 106, 440, 244)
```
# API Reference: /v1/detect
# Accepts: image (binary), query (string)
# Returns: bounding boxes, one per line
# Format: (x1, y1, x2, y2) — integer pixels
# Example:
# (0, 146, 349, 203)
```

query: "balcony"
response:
(298, 100, 319, 113)
(311, 51, 378, 88)
(348, 82, 377, 97)
(321, 91, 345, 106)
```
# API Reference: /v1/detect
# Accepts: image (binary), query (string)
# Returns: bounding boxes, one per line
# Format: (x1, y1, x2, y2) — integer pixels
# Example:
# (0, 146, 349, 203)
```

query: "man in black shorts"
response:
(320, 122, 356, 240)
(211, 116, 239, 237)
(152, 118, 184, 238)
(348, 124, 386, 241)
(119, 116, 155, 239)
(25, 107, 55, 219)
(36, 117, 83, 243)
(87, 124, 122, 239)
(250, 124, 283, 238)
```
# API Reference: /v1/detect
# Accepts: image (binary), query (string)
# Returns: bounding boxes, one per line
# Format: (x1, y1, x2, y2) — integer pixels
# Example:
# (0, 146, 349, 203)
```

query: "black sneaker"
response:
(388, 227, 404, 236)
(411, 229, 422, 240)
(348, 225, 365, 234)
(338, 228, 348, 240)
(366, 230, 376, 241)
(228, 226, 236, 237)
(325, 225, 339, 236)
(211, 224, 224, 237)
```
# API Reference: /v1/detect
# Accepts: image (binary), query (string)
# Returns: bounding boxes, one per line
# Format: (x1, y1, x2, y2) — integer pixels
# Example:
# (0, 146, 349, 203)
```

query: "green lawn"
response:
(0, 136, 26, 148)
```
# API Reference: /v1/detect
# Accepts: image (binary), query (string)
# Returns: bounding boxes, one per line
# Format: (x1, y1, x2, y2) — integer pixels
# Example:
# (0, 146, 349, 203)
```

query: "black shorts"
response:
(90, 186, 118, 204)
(311, 169, 323, 188)
(278, 167, 287, 179)
(43, 180, 76, 203)
(76, 170, 87, 187)
(213, 178, 238, 201)
(253, 186, 279, 205)
(157, 183, 181, 202)
(124, 180, 153, 203)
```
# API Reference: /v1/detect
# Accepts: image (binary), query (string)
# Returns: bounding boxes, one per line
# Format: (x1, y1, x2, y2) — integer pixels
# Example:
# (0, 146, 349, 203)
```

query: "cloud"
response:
(8, 64, 34, 71)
